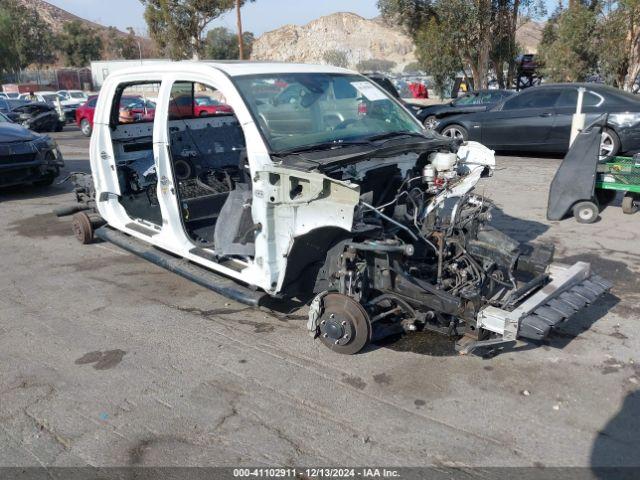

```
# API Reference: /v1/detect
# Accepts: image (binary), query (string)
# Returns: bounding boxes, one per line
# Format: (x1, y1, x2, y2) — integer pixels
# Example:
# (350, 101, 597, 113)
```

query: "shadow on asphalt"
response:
(490, 205, 550, 243)
(497, 150, 564, 160)
(591, 389, 640, 472)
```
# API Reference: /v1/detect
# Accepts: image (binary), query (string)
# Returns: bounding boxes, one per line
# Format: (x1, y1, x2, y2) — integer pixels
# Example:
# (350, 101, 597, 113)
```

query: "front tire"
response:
(80, 119, 92, 137)
(600, 128, 620, 161)
(440, 124, 468, 141)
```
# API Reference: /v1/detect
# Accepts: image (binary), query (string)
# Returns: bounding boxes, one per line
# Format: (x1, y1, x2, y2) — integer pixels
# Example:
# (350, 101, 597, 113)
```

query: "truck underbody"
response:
(300, 141, 612, 354)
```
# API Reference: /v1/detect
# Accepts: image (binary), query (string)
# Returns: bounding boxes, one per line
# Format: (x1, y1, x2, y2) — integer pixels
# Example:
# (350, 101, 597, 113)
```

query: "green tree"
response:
(379, 0, 544, 89)
(18, 7, 57, 68)
(598, 0, 640, 90)
(106, 27, 141, 60)
(379, 0, 491, 88)
(58, 20, 103, 67)
(0, 0, 56, 76)
(414, 18, 462, 96)
(140, 0, 254, 60)
(204, 27, 254, 59)
(594, 6, 628, 87)
(323, 49, 349, 68)
(0, 7, 16, 76)
(355, 58, 397, 72)
(538, 3, 597, 81)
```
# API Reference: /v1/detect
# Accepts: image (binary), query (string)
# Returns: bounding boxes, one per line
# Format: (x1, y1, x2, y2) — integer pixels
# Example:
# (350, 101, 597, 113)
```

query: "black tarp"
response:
(547, 114, 607, 221)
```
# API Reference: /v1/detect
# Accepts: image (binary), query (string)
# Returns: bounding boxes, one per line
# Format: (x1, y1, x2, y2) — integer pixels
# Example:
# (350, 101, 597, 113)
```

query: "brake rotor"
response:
(318, 293, 372, 355)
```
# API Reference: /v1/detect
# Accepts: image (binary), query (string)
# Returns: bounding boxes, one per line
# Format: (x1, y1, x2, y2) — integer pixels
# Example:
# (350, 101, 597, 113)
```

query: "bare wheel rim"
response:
(443, 126, 465, 140)
(424, 116, 437, 129)
(600, 131, 614, 159)
(81, 120, 91, 135)
(578, 207, 594, 220)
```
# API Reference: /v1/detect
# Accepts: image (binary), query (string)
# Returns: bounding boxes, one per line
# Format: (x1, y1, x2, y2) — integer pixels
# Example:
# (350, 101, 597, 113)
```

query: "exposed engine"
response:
(309, 142, 558, 354)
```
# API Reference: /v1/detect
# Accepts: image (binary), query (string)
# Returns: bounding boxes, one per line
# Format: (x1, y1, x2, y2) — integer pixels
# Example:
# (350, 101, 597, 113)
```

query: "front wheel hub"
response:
(320, 313, 352, 345)
(317, 293, 371, 355)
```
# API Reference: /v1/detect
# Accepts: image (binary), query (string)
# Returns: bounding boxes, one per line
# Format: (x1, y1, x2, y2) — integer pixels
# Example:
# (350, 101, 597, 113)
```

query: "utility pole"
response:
(236, 0, 245, 60)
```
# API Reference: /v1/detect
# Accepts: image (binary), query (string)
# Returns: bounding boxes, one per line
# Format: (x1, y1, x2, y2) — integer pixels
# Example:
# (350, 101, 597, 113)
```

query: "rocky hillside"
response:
(251, 13, 417, 70)
(19, 0, 108, 34)
(252, 13, 545, 70)
(516, 21, 544, 54)
(19, 0, 156, 60)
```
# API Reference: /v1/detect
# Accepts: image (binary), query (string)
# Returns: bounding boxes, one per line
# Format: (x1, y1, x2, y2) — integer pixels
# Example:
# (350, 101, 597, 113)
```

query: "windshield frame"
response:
(231, 72, 426, 155)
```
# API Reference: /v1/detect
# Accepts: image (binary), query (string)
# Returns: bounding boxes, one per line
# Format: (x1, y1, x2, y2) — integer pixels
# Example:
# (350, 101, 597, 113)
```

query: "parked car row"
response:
(2, 76, 639, 191)
(367, 72, 639, 158)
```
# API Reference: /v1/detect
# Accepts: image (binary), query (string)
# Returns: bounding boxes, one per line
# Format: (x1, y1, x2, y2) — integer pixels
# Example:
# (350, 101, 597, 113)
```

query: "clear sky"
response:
(46, 0, 382, 36)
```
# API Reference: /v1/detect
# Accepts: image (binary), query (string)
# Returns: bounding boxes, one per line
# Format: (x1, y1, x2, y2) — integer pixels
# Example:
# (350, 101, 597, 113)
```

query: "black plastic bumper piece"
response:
(518, 275, 613, 340)
(95, 226, 265, 307)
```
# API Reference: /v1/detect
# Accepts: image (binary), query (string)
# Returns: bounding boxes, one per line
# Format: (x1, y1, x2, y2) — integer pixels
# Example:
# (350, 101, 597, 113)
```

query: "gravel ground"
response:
(0, 127, 638, 468)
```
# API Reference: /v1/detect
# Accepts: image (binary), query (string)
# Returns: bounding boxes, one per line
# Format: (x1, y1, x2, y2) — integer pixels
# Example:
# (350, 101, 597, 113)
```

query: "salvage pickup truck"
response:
(63, 62, 611, 355)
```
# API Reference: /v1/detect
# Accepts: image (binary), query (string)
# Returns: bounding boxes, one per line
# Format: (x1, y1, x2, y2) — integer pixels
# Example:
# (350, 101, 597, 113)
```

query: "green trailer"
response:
(595, 156, 640, 215)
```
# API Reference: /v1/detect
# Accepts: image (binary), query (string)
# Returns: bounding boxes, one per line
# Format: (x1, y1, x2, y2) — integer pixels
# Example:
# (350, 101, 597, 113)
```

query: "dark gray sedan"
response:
(434, 83, 640, 158)
(416, 89, 515, 128)
(0, 113, 64, 188)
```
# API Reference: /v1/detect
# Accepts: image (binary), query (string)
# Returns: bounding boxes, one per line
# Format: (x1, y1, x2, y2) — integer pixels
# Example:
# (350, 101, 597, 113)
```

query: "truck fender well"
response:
(279, 227, 352, 298)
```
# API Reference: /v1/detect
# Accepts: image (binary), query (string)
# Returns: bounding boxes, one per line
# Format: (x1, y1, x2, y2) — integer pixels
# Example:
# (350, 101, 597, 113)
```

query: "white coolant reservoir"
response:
(429, 152, 457, 172)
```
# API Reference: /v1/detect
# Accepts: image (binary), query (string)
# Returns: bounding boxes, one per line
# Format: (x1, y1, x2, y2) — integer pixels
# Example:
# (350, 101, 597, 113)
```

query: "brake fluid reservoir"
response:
(430, 152, 457, 172)
(422, 164, 435, 184)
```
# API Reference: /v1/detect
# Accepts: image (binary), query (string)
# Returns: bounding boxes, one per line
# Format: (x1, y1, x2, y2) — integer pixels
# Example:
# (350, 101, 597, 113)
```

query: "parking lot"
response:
(0, 126, 638, 468)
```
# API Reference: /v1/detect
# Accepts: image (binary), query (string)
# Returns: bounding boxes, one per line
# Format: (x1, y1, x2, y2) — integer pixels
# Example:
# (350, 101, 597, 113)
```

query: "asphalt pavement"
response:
(0, 127, 638, 468)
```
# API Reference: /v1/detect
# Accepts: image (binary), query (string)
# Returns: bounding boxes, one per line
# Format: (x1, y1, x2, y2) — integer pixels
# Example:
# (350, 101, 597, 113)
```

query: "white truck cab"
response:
(66, 61, 610, 355)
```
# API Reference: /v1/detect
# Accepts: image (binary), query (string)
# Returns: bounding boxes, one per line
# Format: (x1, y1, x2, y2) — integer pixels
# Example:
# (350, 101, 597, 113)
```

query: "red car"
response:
(169, 94, 233, 118)
(118, 96, 156, 124)
(75, 95, 98, 136)
(194, 95, 233, 116)
(75, 95, 156, 137)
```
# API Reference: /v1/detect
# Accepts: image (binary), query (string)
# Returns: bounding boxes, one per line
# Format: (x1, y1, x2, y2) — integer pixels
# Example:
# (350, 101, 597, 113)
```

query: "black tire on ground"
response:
(595, 189, 617, 207)
(33, 175, 55, 187)
(600, 128, 621, 161)
(80, 119, 92, 137)
(573, 201, 599, 224)
(55, 122, 64, 132)
(440, 124, 468, 141)
(622, 193, 639, 214)
(72, 212, 94, 244)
